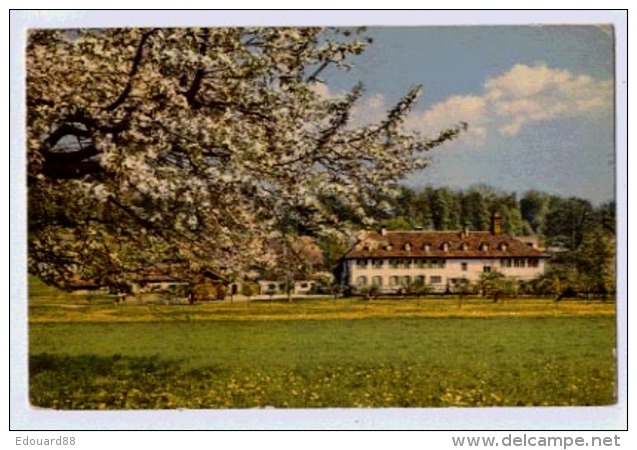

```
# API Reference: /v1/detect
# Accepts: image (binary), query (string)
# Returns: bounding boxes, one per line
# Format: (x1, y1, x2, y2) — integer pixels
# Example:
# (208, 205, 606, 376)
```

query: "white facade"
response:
(344, 257, 546, 293)
(258, 280, 317, 295)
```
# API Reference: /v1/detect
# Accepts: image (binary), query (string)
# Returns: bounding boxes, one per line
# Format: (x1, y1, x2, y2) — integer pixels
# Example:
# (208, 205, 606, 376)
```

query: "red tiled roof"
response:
(343, 230, 547, 259)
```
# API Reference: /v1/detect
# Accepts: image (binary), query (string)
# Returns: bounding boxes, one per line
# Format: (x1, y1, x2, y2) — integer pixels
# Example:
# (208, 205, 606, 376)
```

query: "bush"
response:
(241, 281, 260, 299)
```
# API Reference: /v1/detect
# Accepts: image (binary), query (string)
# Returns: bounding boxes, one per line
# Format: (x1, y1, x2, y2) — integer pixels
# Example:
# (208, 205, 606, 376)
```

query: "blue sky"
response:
(323, 26, 616, 204)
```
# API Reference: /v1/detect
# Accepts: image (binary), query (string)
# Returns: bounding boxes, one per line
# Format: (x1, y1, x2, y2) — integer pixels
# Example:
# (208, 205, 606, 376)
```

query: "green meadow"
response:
(28, 278, 616, 409)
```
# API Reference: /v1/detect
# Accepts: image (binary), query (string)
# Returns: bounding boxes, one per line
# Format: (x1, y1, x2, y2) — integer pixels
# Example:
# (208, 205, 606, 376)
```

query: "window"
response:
(389, 259, 400, 269)
(402, 276, 411, 286)
(483, 266, 492, 273)
(430, 276, 442, 284)
(423, 259, 445, 268)
(372, 259, 384, 269)
(528, 258, 539, 268)
(415, 259, 425, 269)
(356, 259, 368, 268)
(501, 258, 512, 268)
(404, 259, 413, 269)
(300, 283, 308, 288)
(389, 276, 399, 286)
(513, 259, 526, 268)
(461, 262, 468, 271)
(415, 275, 425, 286)
(372, 276, 383, 286)
(356, 276, 368, 286)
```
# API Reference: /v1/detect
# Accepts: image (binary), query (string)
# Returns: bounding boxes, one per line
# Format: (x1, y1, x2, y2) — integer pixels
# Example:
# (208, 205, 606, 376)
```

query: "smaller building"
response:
(67, 279, 108, 295)
(257, 280, 317, 296)
(67, 268, 225, 302)
(131, 271, 188, 295)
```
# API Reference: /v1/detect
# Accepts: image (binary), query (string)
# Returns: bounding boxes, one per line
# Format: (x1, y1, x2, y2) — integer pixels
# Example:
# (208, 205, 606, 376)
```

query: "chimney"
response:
(491, 211, 502, 235)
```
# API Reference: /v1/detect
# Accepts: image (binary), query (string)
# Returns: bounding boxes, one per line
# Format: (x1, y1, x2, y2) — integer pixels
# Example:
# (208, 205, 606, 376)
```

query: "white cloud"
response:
(315, 63, 612, 148)
(309, 82, 339, 100)
(366, 93, 386, 110)
(310, 83, 388, 127)
(485, 64, 572, 99)
(351, 93, 392, 127)
(405, 94, 489, 146)
(485, 63, 612, 137)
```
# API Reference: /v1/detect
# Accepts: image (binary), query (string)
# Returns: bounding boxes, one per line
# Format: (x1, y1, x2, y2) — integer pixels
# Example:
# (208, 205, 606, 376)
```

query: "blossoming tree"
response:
(27, 27, 464, 291)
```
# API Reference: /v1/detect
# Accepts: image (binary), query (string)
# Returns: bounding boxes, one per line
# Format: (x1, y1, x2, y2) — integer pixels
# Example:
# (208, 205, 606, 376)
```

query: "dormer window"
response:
(480, 243, 489, 252)
(460, 243, 469, 251)
(404, 242, 412, 252)
(422, 243, 431, 252)
(499, 242, 508, 252)
(441, 242, 450, 252)
(386, 244, 393, 251)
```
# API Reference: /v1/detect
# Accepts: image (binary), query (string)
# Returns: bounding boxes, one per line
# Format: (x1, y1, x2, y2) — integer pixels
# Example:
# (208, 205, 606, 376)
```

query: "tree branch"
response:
(305, 60, 330, 83)
(104, 29, 157, 112)
(184, 29, 210, 108)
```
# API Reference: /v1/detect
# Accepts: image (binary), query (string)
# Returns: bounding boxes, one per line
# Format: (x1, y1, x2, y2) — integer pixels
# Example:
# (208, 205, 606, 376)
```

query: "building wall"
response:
(344, 257, 546, 293)
(258, 280, 317, 295)
(131, 281, 188, 294)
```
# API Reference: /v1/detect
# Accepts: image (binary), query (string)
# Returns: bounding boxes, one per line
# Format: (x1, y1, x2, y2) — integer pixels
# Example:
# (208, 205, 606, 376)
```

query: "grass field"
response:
(28, 278, 617, 409)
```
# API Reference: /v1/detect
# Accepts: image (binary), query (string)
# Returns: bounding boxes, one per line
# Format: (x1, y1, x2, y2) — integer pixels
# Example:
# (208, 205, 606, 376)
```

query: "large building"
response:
(340, 213, 548, 293)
